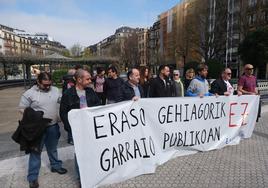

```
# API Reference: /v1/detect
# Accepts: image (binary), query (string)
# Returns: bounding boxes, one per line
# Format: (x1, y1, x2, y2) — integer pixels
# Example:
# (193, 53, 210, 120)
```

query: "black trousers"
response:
(96, 92, 106, 105)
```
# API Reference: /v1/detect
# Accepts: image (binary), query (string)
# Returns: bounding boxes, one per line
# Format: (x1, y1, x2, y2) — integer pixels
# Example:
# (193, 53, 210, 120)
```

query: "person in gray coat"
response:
(173, 70, 184, 97)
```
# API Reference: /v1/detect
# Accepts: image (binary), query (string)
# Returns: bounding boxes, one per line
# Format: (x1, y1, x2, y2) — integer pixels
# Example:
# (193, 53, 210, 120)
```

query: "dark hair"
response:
(140, 66, 151, 85)
(37, 72, 51, 83)
(97, 67, 104, 74)
(127, 68, 139, 80)
(158, 65, 168, 74)
(221, 67, 230, 74)
(107, 66, 117, 74)
(74, 64, 83, 70)
(196, 64, 208, 73)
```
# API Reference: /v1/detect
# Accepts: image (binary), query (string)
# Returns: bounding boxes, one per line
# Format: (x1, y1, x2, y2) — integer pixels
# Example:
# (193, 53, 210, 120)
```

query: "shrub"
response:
(52, 69, 68, 88)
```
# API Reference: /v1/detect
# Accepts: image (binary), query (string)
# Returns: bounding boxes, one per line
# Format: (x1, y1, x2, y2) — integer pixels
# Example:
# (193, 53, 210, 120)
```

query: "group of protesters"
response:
(15, 62, 259, 188)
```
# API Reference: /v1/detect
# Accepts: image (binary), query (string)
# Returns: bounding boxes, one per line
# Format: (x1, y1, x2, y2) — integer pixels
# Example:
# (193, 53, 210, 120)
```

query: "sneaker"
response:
(29, 180, 39, 188)
(67, 139, 74, 145)
(51, 167, 68, 174)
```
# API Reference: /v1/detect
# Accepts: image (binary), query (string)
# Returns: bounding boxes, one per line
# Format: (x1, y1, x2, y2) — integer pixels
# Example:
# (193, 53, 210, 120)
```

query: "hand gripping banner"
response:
(68, 95, 260, 188)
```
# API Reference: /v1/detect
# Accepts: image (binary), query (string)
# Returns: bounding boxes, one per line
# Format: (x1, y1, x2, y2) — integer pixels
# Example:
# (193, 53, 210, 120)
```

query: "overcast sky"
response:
(0, 0, 180, 48)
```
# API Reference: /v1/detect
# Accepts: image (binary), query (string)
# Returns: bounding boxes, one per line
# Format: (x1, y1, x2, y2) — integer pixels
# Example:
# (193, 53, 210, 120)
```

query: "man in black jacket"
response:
(120, 68, 144, 101)
(103, 66, 124, 104)
(60, 69, 101, 184)
(149, 65, 174, 97)
(210, 68, 241, 96)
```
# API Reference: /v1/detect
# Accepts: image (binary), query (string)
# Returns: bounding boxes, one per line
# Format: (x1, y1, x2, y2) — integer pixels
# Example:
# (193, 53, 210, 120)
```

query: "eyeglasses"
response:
(41, 84, 51, 88)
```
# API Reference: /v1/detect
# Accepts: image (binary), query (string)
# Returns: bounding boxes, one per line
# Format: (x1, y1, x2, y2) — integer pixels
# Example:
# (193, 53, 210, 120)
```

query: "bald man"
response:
(119, 68, 144, 101)
(238, 64, 258, 95)
(60, 69, 101, 184)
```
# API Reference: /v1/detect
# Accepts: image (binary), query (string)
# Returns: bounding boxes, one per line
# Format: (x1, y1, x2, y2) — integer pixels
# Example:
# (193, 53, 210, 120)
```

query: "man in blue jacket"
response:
(186, 64, 214, 97)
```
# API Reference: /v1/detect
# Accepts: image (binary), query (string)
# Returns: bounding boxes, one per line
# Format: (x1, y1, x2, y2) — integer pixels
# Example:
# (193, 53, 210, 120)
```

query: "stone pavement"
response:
(0, 87, 268, 188)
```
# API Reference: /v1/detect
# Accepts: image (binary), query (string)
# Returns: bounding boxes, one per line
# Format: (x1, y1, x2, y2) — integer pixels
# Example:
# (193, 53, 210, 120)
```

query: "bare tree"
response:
(110, 42, 121, 57)
(70, 43, 83, 57)
(193, 0, 228, 62)
(122, 33, 140, 69)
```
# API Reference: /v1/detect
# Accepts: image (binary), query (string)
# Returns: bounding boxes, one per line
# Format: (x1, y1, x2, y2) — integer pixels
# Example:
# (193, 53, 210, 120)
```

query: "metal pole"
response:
(22, 62, 26, 89)
(230, 0, 234, 62)
(225, 0, 230, 68)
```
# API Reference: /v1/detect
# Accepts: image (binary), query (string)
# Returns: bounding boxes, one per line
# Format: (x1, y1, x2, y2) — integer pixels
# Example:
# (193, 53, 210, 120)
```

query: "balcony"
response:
(4, 42, 12, 48)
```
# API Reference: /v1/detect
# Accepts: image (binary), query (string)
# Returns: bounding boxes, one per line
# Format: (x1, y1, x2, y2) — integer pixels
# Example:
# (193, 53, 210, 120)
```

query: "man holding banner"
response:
(186, 64, 214, 97)
(119, 68, 144, 101)
(68, 94, 260, 188)
(60, 69, 101, 185)
(238, 64, 260, 121)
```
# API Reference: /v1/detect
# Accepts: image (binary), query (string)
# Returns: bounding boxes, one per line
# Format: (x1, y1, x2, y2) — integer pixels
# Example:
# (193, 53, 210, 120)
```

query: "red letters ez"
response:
(229, 102, 249, 127)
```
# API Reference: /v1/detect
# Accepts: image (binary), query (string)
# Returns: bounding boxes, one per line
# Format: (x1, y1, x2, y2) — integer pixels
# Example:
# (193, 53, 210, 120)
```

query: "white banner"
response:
(68, 95, 260, 188)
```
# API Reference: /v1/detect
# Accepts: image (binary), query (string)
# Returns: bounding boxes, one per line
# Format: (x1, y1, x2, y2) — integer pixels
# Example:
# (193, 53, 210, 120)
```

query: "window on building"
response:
(248, 14, 257, 25)
(233, 33, 240, 39)
(248, 0, 257, 7)
(263, 11, 268, 23)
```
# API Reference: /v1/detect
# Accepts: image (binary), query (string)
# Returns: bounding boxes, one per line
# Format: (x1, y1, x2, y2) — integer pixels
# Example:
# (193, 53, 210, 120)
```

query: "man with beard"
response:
(103, 66, 125, 104)
(186, 64, 214, 97)
(149, 65, 174, 97)
(19, 72, 67, 188)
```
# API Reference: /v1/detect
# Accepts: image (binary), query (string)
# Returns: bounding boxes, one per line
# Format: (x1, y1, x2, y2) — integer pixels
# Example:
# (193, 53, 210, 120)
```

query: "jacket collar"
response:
(195, 76, 206, 82)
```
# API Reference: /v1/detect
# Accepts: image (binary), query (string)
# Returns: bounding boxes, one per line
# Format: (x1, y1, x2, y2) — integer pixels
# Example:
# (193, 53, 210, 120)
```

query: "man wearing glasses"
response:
(19, 72, 67, 188)
(210, 68, 240, 96)
(238, 64, 260, 121)
(173, 70, 184, 97)
(238, 64, 258, 95)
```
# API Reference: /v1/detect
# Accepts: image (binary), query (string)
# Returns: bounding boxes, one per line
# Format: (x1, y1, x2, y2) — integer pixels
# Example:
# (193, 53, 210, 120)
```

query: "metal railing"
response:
(232, 81, 268, 95)
(0, 79, 35, 90)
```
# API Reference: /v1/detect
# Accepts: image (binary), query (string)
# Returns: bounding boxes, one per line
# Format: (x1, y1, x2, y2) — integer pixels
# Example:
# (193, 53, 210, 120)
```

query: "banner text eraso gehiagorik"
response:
(68, 95, 259, 188)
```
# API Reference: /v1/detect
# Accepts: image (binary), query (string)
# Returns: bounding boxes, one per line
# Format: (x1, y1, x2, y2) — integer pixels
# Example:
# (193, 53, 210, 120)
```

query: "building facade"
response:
(157, 0, 203, 71)
(138, 28, 149, 66)
(148, 20, 161, 67)
(0, 24, 31, 56)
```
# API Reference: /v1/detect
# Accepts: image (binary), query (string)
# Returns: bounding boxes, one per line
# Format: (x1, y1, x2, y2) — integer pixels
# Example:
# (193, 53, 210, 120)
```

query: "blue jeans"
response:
(27, 123, 62, 182)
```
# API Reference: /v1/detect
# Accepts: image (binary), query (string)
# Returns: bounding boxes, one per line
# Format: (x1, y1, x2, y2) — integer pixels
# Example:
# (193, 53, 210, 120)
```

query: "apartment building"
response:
(138, 28, 149, 66)
(0, 24, 31, 56)
(93, 26, 141, 58)
(157, 0, 202, 70)
(19, 32, 66, 56)
(148, 20, 161, 67)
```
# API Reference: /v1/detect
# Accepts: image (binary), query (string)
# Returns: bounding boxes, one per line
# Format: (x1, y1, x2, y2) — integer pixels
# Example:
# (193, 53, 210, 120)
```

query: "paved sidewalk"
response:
(0, 87, 268, 188)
